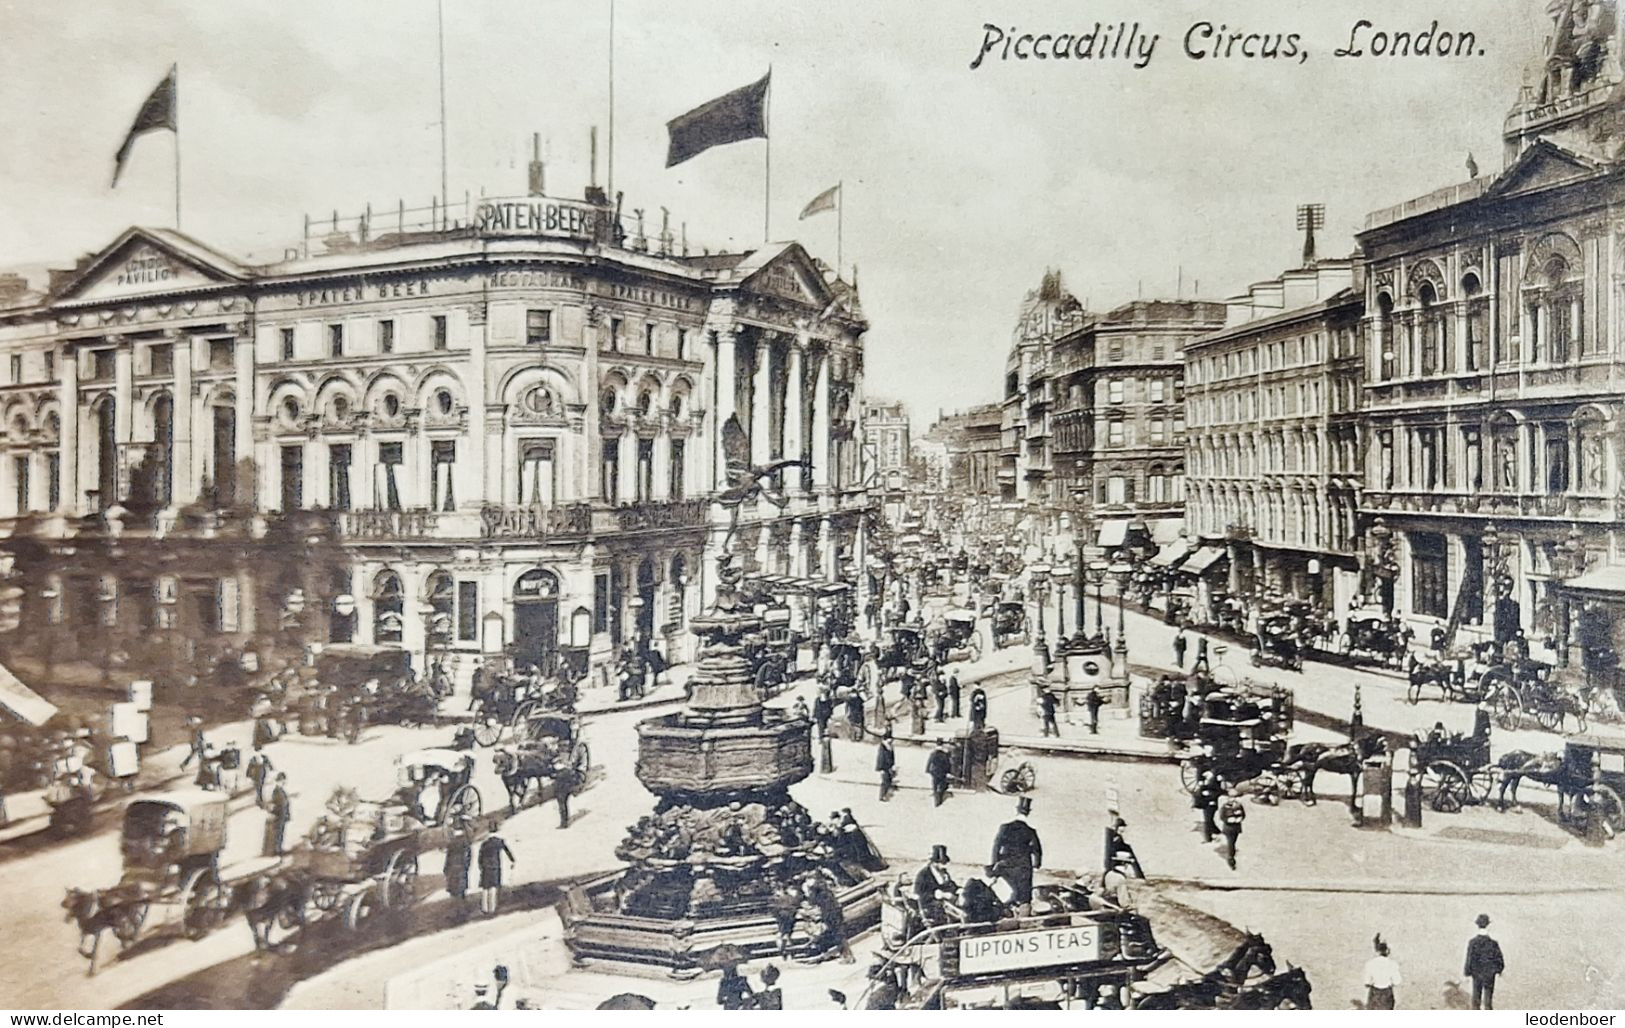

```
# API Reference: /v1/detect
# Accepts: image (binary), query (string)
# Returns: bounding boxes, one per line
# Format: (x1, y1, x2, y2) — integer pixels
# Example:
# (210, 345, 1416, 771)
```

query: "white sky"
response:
(0, 0, 1548, 426)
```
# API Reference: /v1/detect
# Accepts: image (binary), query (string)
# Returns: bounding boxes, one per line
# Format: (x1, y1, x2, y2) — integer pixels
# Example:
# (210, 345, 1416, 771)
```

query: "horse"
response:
(61, 887, 127, 976)
(1494, 750, 1577, 814)
(1407, 656, 1457, 704)
(231, 869, 311, 953)
(1282, 734, 1386, 808)
(1133, 932, 1279, 1009)
(492, 746, 553, 814)
(1234, 966, 1314, 1009)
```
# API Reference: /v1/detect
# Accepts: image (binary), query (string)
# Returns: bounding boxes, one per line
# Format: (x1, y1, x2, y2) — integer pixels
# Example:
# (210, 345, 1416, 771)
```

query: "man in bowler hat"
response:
(988, 796, 1043, 914)
(926, 738, 952, 806)
(875, 727, 897, 801)
(1464, 913, 1505, 1009)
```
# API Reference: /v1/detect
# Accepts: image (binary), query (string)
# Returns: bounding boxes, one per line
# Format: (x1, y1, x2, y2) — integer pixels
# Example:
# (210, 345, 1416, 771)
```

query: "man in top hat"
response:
(926, 738, 952, 807)
(914, 845, 959, 926)
(988, 797, 1043, 914)
(1463, 913, 1505, 1009)
(875, 726, 897, 801)
(263, 772, 291, 857)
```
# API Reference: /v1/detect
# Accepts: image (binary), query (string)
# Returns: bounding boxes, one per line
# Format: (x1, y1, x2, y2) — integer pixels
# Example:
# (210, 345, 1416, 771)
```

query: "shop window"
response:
(1410, 532, 1449, 619)
(457, 581, 478, 641)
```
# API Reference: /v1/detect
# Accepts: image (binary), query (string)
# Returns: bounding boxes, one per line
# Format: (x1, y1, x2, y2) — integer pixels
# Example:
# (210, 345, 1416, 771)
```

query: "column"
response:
(619, 431, 635, 504)
(234, 331, 254, 504)
(466, 304, 488, 505)
(171, 333, 195, 506)
(400, 564, 427, 661)
(811, 346, 831, 491)
(113, 341, 133, 501)
(57, 345, 79, 514)
(485, 409, 507, 504)
(583, 306, 603, 501)
(355, 563, 375, 645)
(787, 331, 806, 494)
(751, 334, 772, 468)
(652, 429, 670, 501)
(404, 415, 424, 509)
(305, 433, 324, 509)
(712, 326, 738, 491)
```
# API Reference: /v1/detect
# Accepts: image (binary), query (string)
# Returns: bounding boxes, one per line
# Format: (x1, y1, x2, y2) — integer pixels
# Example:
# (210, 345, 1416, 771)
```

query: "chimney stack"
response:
(528, 132, 545, 196)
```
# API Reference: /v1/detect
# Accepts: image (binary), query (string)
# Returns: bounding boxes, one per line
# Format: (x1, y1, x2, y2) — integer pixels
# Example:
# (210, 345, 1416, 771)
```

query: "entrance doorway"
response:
(636, 558, 657, 642)
(514, 568, 560, 673)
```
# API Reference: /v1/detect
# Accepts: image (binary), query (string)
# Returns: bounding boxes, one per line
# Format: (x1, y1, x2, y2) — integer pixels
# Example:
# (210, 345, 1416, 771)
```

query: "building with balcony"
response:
(1184, 258, 1364, 614)
(1051, 298, 1223, 554)
(1354, 6, 1625, 663)
(999, 270, 1085, 515)
(0, 187, 869, 687)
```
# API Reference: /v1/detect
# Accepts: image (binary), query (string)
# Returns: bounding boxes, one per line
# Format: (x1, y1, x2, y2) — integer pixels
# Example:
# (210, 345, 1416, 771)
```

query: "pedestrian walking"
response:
(932, 673, 948, 723)
(444, 822, 472, 906)
(1195, 770, 1222, 843)
(845, 688, 867, 739)
(246, 750, 273, 808)
(555, 764, 577, 828)
(813, 688, 834, 738)
(911, 691, 928, 736)
(926, 738, 952, 807)
(467, 659, 485, 712)
(970, 688, 989, 732)
(948, 670, 962, 719)
(1192, 635, 1210, 673)
(477, 832, 516, 915)
(1104, 814, 1145, 879)
(1218, 788, 1246, 870)
(1039, 689, 1059, 737)
(875, 728, 897, 801)
(262, 773, 290, 857)
(1363, 934, 1401, 1009)
(1086, 687, 1105, 735)
(1173, 626, 1189, 670)
(988, 797, 1042, 914)
(1464, 913, 1505, 1010)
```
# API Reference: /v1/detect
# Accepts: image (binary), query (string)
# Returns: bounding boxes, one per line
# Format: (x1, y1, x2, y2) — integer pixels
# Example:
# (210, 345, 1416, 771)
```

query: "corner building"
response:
(0, 193, 869, 680)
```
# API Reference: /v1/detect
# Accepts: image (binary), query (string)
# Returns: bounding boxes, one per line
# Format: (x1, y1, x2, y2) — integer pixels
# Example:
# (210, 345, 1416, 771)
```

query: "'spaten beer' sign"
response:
(475, 199, 605, 241)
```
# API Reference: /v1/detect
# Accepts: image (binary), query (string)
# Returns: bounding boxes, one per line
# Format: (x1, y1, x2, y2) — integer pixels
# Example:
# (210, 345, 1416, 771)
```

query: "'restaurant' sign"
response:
(475, 198, 607, 241)
(955, 924, 1105, 976)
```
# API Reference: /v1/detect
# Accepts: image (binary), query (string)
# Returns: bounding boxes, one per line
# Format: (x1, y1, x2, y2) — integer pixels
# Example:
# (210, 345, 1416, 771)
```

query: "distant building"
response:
(862, 397, 911, 520)
(999, 270, 1086, 513)
(923, 404, 1002, 497)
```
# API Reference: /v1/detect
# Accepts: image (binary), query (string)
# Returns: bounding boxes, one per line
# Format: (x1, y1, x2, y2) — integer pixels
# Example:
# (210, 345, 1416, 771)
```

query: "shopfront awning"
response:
(1097, 520, 1130, 548)
(1150, 519, 1185, 545)
(1563, 565, 1625, 597)
(746, 574, 851, 596)
(1179, 546, 1228, 576)
(0, 660, 56, 727)
(1150, 538, 1193, 567)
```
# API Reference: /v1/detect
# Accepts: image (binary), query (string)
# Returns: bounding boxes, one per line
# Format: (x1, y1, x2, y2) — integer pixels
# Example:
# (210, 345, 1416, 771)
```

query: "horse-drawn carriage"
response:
(1480, 658, 1588, 734)
(1177, 682, 1297, 796)
(274, 645, 438, 743)
(469, 662, 576, 747)
(930, 609, 984, 665)
(493, 713, 591, 813)
(1341, 611, 1411, 669)
(1249, 612, 1303, 672)
(1412, 715, 1497, 813)
(874, 624, 929, 685)
(991, 601, 1029, 650)
(748, 604, 798, 695)
(63, 791, 276, 972)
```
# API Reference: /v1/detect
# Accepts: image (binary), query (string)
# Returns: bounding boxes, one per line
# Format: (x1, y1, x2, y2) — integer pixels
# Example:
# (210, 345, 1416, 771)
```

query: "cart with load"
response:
(875, 624, 929, 684)
(1342, 611, 1410, 669)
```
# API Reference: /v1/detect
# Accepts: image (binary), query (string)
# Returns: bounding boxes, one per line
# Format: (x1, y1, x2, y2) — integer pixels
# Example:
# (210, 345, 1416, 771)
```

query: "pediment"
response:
(1486, 141, 1604, 199)
(736, 243, 835, 310)
(53, 227, 247, 304)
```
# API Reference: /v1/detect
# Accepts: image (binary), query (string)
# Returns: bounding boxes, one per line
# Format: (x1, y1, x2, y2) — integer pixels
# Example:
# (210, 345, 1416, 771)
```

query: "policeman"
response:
(988, 796, 1042, 914)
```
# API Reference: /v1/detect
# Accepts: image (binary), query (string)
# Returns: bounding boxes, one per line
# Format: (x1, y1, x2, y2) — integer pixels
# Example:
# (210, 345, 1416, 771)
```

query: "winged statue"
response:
(715, 413, 805, 552)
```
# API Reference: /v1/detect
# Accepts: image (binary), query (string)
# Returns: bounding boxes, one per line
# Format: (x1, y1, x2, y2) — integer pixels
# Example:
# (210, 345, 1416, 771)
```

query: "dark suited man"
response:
(875, 728, 897, 801)
(932, 673, 948, 723)
(947, 670, 962, 719)
(1039, 689, 1060, 737)
(988, 796, 1043, 915)
(914, 845, 959, 925)
(1464, 913, 1506, 1009)
(926, 739, 952, 807)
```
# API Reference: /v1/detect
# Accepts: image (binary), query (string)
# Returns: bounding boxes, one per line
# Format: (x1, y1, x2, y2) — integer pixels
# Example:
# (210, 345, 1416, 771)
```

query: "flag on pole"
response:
(112, 65, 177, 188)
(665, 71, 770, 168)
(799, 184, 840, 220)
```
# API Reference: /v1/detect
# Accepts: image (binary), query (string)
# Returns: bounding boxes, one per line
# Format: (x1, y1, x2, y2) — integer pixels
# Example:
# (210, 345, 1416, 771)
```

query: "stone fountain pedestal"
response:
(561, 560, 884, 976)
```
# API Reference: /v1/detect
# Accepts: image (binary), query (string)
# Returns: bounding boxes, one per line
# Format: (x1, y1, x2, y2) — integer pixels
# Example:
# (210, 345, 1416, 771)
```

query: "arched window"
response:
(425, 570, 455, 644)
(1462, 272, 1487, 371)
(373, 570, 404, 643)
(1376, 293, 1396, 381)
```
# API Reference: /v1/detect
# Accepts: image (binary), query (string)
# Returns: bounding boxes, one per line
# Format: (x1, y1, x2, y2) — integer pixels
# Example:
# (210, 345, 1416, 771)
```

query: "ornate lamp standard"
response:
(1088, 559, 1109, 642)
(1482, 521, 1516, 642)
(1053, 562, 1071, 642)
(1552, 523, 1588, 668)
(1368, 516, 1398, 614)
(1029, 563, 1052, 673)
(1109, 559, 1134, 668)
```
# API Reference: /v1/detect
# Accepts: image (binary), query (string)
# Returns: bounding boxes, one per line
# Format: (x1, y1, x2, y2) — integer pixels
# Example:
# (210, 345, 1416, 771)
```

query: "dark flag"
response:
(112, 65, 177, 188)
(665, 72, 770, 168)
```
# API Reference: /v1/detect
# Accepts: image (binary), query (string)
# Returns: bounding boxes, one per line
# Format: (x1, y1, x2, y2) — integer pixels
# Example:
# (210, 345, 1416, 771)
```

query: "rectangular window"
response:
(519, 440, 556, 506)
(1150, 418, 1166, 444)
(13, 455, 29, 513)
(329, 323, 345, 358)
(281, 327, 295, 362)
(644, 323, 656, 355)
(432, 315, 448, 351)
(378, 319, 395, 354)
(208, 339, 234, 371)
(525, 310, 550, 346)
(44, 352, 54, 380)
(1149, 379, 1165, 403)
(609, 317, 622, 352)
(329, 444, 352, 511)
(1108, 340, 1123, 362)
(1108, 422, 1124, 447)
(1174, 416, 1185, 437)
(677, 328, 688, 360)
(47, 452, 60, 511)
(8, 354, 20, 383)
(1108, 380, 1124, 404)
(457, 581, 478, 642)
(92, 350, 115, 381)
(280, 444, 303, 511)
(1152, 343, 1165, 360)
(593, 572, 609, 633)
(637, 438, 655, 502)
(149, 343, 173, 377)
(430, 440, 456, 512)
(669, 437, 686, 500)
(375, 441, 402, 511)
(1107, 475, 1126, 504)
(601, 440, 620, 503)
(1411, 532, 1449, 619)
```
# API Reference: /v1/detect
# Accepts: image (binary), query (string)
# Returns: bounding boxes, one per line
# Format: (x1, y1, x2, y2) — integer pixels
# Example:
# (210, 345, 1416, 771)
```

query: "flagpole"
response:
(607, 0, 615, 198)
(437, 0, 449, 224)
(173, 125, 181, 229)
(763, 67, 772, 243)
(836, 180, 843, 273)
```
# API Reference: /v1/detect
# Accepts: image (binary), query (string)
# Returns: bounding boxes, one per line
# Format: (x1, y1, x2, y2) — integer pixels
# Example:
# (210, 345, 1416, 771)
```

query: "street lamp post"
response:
(1554, 524, 1588, 668)
(1369, 516, 1397, 615)
(1089, 560, 1108, 641)
(1110, 560, 1133, 665)
(1029, 564, 1051, 674)
(1053, 564, 1070, 642)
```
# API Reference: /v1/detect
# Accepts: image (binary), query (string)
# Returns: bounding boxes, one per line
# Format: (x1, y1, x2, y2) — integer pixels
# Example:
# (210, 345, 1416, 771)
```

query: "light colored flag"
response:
(799, 183, 840, 220)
